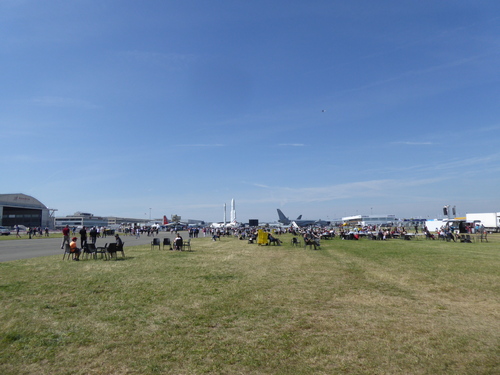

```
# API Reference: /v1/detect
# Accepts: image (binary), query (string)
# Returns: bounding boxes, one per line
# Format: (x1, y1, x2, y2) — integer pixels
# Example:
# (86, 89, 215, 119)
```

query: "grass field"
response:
(1, 233, 499, 374)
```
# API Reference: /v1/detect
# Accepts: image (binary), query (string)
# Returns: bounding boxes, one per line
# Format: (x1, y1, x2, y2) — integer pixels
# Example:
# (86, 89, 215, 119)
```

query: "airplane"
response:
(161, 215, 206, 230)
(210, 220, 239, 229)
(277, 209, 330, 227)
(161, 215, 189, 230)
(277, 209, 303, 225)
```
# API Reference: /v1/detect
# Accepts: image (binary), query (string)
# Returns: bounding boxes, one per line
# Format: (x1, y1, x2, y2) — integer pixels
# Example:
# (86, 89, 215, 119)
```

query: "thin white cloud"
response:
(366, 153, 500, 176)
(173, 144, 224, 147)
(250, 177, 448, 204)
(1, 154, 41, 163)
(477, 124, 500, 133)
(31, 96, 99, 109)
(430, 154, 500, 171)
(344, 53, 493, 96)
(391, 141, 434, 145)
(123, 50, 197, 70)
(0, 127, 36, 138)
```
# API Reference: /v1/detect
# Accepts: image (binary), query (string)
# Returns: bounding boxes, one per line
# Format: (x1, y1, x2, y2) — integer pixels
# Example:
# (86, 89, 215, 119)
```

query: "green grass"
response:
(1, 234, 499, 374)
(0, 233, 63, 240)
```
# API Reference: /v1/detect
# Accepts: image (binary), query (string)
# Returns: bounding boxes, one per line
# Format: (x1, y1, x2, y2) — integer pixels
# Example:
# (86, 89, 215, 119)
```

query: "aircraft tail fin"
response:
(277, 209, 290, 224)
(163, 215, 169, 225)
(296, 215, 302, 220)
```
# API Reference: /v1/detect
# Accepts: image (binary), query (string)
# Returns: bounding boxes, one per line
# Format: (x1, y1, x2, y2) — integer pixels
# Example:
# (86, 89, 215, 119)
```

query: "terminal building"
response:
(54, 212, 109, 229)
(342, 214, 397, 227)
(54, 212, 152, 229)
(0, 193, 54, 229)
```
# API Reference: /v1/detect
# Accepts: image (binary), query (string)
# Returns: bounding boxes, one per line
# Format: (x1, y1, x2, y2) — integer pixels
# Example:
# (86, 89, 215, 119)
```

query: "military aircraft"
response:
(277, 209, 329, 227)
(276, 209, 303, 225)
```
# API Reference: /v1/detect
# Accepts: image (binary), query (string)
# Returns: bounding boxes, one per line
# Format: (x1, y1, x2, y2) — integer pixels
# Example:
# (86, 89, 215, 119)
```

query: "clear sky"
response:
(1, 1, 499, 223)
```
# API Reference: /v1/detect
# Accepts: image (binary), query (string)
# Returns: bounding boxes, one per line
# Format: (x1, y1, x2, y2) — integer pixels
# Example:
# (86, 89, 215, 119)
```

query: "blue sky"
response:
(1, 1, 499, 223)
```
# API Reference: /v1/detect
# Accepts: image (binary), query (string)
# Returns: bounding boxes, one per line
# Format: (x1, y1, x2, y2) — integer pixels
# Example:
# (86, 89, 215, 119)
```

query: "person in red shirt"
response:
(61, 225, 70, 249)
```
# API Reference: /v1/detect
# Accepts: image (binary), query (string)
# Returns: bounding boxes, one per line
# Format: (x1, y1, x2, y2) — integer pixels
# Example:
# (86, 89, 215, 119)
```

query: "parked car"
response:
(0, 226, 11, 235)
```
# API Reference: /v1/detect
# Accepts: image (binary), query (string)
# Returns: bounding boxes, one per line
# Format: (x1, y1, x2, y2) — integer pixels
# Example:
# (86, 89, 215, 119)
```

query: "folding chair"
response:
(95, 243, 108, 260)
(182, 239, 191, 251)
(107, 242, 125, 259)
(106, 243, 118, 259)
(115, 242, 125, 258)
(62, 244, 73, 260)
(163, 238, 172, 250)
(83, 243, 97, 260)
(151, 238, 161, 250)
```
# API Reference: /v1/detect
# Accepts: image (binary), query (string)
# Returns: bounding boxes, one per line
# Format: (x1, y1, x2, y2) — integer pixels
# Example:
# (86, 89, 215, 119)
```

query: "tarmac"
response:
(0, 231, 186, 262)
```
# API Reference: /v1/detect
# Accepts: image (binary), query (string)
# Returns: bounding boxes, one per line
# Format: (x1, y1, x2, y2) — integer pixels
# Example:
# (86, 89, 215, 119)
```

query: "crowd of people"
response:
(13, 225, 50, 238)
(60, 225, 124, 261)
(57, 219, 480, 261)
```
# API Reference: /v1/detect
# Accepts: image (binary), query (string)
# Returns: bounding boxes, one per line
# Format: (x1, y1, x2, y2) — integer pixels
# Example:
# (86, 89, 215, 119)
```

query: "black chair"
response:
(62, 244, 73, 260)
(304, 238, 320, 249)
(268, 237, 281, 246)
(163, 238, 172, 250)
(291, 237, 301, 246)
(151, 238, 161, 250)
(174, 238, 183, 251)
(116, 242, 125, 258)
(460, 234, 472, 243)
(83, 243, 97, 260)
(106, 243, 117, 259)
(95, 243, 108, 260)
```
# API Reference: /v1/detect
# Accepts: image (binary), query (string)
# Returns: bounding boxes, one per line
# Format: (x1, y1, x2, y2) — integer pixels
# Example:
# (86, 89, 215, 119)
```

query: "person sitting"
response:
(303, 234, 319, 249)
(268, 234, 281, 245)
(247, 233, 256, 244)
(174, 234, 183, 250)
(426, 231, 435, 239)
(115, 233, 123, 247)
(69, 237, 81, 261)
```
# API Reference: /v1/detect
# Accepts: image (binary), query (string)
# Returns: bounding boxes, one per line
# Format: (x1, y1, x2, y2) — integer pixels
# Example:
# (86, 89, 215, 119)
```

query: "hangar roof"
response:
(0, 194, 48, 209)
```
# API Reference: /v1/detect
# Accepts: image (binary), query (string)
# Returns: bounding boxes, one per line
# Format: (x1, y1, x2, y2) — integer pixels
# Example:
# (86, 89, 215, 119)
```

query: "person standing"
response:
(79, 226, 88, 249)
(61, 225, 70, 249)
(90, 227, 98, 244)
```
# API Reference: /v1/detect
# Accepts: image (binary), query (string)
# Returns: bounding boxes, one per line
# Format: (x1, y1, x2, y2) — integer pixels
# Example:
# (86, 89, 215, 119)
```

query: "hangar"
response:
(0, 193, 54, 229)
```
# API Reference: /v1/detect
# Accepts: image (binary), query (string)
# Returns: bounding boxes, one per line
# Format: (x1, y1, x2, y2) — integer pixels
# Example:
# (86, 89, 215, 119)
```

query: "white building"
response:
(54, 212, 108, 229)
(0, 193, 54, 228)
(342, 215, 397, 227)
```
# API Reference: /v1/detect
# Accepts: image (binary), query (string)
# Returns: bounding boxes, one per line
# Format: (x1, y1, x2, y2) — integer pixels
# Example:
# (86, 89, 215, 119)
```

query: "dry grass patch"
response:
(1, 235, 499, 374)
